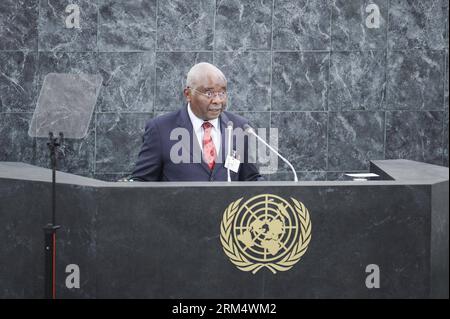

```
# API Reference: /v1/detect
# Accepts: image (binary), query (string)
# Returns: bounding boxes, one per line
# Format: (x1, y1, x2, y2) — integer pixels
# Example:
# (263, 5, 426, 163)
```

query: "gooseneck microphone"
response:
(226, 121, 234, 182)
(243, 124, 298, 182)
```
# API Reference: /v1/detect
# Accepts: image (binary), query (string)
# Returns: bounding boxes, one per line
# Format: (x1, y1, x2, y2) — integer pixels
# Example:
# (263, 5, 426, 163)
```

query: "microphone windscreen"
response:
(243, 124, 252, 132)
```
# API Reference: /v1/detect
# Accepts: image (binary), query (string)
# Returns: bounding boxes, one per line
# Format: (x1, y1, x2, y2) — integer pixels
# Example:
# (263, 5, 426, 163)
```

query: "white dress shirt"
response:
(187, 103, 221, 156)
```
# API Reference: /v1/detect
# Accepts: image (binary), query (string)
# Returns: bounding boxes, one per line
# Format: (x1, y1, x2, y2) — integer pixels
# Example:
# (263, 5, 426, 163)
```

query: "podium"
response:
(0, 159, 448, 298)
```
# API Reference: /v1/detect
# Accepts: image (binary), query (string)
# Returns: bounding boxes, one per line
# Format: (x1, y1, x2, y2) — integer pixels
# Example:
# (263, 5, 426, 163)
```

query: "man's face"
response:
(184, 73, 227, 121)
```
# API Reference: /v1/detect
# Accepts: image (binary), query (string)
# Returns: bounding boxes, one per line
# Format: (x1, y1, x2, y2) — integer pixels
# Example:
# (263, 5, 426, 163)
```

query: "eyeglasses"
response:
(190, 88, 227, 100)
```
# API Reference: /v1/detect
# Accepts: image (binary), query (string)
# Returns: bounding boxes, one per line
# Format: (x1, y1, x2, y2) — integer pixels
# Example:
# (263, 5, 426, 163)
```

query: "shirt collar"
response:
(187, 103, 219, 131)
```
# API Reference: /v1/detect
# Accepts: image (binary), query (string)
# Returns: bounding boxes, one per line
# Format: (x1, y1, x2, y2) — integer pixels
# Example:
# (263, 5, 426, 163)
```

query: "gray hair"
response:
(186, 62, 227, 88)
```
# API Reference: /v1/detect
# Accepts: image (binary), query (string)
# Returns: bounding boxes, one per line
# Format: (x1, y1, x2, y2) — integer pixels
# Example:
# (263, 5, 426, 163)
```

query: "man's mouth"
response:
(208, 106, 222, 112)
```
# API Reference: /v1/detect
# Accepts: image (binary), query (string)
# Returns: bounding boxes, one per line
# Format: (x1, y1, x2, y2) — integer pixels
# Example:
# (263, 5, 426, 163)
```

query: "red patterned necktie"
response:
(202, 121, 217, 170)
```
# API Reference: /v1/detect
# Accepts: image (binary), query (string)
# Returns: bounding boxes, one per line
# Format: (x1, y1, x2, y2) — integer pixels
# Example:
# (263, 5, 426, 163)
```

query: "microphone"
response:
(226, 121, 233, 182)
(243, 124, 298, 182)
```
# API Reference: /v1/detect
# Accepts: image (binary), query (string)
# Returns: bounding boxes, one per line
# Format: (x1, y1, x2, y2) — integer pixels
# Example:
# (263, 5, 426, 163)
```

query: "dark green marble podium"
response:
(0, 160, 448, 298)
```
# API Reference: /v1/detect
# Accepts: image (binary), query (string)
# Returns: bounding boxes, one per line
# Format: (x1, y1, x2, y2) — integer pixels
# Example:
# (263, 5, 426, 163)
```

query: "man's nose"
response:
(211, 95, 222, 104)
(211, 93, 226, 104)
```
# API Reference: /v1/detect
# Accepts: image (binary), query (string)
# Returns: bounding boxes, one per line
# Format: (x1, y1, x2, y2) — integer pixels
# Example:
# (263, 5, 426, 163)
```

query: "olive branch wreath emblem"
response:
(220, 196, 312, 274)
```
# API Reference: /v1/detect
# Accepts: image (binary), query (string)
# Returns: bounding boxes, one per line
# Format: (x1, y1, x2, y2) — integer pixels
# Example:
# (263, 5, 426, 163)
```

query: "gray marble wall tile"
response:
(388, 0, 447, 49)
(387, 50, 444, 110)
(328, 111, 385, 170)
(157, 0, 214, 51)
(0, 52, 38, 112)
(272, 52, 329, 111)
(0, 113, 34, 163)
(95, 113, 153, 173)
(299, 170, 327, 181)
(35, 121, 95, 176)
(94, 173, 130, 182)
(331, 0, 387, 50)
(235, 111, 271, 129)
(443, 50, 448, 165)
(329, 50, 386, 111)
(153, 111, 173, 118)
(386, 111, 444, 165)
(97, 52, 155, 112)
(98, 0, 157, 52)
(326, 171, 346, 180)
(215, 51, 271, 111)
(0, 0, 38, 50)
(445, 0, 449, 49)
(271, 112, 328, 171)
(269, 170, 327, 181)
(273, 0, 331, 50)
(155, 52, 213, 111)
(38, 52, 98, 82)
(445, 51, 449, 109)
(444, 111, 449, 167)
(38, 0, 97, 52)
(215, 0, 272, 51)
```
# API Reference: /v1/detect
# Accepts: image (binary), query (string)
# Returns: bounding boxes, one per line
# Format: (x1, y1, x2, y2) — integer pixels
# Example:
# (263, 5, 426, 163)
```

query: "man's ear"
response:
(183, 88, 191, 102)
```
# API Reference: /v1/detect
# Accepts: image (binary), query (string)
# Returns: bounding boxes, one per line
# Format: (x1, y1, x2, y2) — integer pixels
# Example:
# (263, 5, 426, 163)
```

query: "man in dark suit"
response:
(131, 62, 263, 182)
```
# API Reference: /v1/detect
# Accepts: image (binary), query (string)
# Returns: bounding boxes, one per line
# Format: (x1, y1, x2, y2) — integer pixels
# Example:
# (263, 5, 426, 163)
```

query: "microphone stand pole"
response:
(44, 132, 63, 299)
(226, 122, 233, 182)
(246, 127, 298, 182)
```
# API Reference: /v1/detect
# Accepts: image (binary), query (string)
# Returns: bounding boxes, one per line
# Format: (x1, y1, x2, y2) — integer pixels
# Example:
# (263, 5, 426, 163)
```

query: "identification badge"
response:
(225, 155, 240, 173)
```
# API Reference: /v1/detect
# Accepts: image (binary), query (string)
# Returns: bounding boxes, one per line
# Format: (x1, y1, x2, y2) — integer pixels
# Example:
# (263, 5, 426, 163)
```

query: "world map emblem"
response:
(220, 194, 312, 274)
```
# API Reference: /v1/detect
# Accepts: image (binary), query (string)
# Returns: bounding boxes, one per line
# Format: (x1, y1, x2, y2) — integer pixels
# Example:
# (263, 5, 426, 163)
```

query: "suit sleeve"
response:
(131, 119, 163, 181)
(239, 163, 264, 181)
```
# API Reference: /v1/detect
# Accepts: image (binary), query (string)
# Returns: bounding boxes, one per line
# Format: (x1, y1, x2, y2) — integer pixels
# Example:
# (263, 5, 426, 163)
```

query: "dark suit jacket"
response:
(131, 106, 263, 181)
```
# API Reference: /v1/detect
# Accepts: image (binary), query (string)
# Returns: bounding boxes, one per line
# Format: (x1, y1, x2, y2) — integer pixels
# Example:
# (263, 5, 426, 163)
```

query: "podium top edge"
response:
(0, 160, 448, 188)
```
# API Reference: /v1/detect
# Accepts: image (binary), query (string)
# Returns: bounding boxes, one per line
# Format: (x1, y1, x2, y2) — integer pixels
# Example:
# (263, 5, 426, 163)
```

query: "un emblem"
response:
(220, 194, 312, 274)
